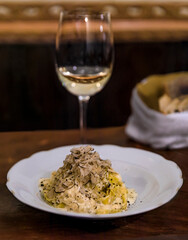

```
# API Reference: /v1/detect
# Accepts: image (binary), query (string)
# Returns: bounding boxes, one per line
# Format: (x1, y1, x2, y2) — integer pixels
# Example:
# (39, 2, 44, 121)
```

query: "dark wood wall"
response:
(0, 41, 188, 131)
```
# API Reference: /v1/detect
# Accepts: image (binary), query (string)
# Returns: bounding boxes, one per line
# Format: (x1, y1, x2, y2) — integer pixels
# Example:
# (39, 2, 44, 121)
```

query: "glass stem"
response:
(78, 95, 90, 144)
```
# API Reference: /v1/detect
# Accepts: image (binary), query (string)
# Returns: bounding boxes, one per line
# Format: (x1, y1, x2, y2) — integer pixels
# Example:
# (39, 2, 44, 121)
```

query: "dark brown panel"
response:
(0, 42, 188, 131)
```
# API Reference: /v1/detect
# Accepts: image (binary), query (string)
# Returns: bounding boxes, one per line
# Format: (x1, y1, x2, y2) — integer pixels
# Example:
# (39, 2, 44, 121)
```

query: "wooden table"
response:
(0, 126, 187, 240)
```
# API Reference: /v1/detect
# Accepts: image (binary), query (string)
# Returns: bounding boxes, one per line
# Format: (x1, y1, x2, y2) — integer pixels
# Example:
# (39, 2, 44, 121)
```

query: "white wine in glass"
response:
(56, 10, 114, 143)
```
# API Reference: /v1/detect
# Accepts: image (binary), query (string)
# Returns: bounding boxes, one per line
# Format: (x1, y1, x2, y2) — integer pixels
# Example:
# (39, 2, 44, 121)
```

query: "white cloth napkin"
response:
(126, 88, 188, 149)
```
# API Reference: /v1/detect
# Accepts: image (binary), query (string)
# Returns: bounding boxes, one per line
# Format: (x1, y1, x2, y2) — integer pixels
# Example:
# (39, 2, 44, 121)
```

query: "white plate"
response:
(6, 145, 183, 220)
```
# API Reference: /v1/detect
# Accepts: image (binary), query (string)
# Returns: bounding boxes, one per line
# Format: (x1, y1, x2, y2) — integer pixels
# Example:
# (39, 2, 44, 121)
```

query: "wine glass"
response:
(55, 9, 114, 143)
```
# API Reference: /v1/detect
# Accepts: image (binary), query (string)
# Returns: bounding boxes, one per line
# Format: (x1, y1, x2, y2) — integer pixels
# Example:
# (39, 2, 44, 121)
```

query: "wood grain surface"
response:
(1, 1, 188, 42)
(0, 126, 187, 240)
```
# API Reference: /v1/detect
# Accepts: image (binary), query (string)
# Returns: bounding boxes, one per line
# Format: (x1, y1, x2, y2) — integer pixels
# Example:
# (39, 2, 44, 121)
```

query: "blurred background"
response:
(0, 0, 188, 131)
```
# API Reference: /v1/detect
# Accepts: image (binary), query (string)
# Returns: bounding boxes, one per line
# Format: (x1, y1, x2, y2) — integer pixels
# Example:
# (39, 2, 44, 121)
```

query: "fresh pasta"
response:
(39, 146, 137, 214)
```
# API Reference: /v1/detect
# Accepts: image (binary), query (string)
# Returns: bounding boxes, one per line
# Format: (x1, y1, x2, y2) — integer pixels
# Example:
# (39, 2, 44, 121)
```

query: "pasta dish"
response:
(39, 146, 137, 214)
